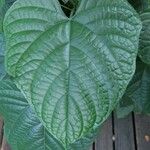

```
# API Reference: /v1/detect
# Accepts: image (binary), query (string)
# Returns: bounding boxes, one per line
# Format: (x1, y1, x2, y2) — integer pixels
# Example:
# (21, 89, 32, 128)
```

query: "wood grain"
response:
(134, 114, 150, 150)
(95, 116, 113, 150)
(0, 114, 149, 150)
(0, 117, 3, 147)
(1, 138, 11, 150)
(89, 145, 93, 150)
(114, 114, 136, 150)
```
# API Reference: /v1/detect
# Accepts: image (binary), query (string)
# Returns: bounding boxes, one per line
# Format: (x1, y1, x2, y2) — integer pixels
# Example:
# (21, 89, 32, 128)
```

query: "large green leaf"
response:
(0, 80, 64, 150)
(0, 80, 99, 150)
(4, 0, 141, 146)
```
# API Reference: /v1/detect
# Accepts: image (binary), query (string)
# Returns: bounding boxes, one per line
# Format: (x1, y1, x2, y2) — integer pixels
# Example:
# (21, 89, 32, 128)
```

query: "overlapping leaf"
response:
(0, 0, 16, 32)
(116, 60, 150, 118)
(0, 80, 99, 150)
(0, 0, 16, 80)
(131, 65, 150, 113)
(128, 0, 150, 12)
(129, 0, 150, 65)
(139, 7, 150, 64)
(4, 0, 141, 146)
(116, 0, 150, 118)
(0, 0, 5, 32)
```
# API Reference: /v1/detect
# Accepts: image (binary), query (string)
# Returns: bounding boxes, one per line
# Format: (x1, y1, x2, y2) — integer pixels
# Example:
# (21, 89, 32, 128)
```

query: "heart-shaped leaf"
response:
(4, 0, 141, 146)
(0, 80, 98, 150)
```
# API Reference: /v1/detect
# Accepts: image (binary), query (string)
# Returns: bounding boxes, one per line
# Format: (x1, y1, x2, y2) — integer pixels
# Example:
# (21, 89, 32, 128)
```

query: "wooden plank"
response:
(0, 117, 3, 147)
(95, 116, 113, 150)
(1, 138, 11, 150)
(134, 114, 150, 150)
(114, 114, 135, 150)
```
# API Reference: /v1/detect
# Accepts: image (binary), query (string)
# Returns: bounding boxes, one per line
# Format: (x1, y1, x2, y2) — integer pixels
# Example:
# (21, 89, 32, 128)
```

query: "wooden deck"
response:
(0, 113, 149, 150)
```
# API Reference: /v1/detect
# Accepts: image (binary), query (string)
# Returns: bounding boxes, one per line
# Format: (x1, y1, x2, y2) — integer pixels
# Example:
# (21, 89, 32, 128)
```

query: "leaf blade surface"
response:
(4, 0, 142, 146)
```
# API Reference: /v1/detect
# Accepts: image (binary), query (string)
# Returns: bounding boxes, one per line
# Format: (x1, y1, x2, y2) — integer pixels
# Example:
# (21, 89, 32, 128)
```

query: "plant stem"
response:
(61, 5, 72, 11)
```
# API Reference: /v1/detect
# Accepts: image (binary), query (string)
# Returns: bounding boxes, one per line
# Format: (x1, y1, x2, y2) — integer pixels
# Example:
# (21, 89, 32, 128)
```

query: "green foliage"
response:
(0, 0, 5, 31)
(0, 33, 6, 79)
(128, 0, 150, 12)
(0, 80, 99, 150)
(138, 7, 150, 64)
(0, 0, 16, 79)
(0, 0, 16, 31)
(116, 59, 150, 118)
(116, 0, 150, 118)
(0, 0, 149, 149)
(3, 0, 141, 147)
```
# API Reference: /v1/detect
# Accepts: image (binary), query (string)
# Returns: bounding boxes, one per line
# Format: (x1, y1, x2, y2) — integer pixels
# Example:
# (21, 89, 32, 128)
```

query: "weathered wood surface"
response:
(0, 117, 3, 147)
(134, 114, 150, 150)
(0, 114, 149, 150)
(95, 116, 113, 150)
(114, 114, 136, 150)
(1, 139, 11, 150)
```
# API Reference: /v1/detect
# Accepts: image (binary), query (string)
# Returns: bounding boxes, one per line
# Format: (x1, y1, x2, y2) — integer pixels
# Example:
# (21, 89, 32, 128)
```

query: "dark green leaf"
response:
(131, 65, 150, 113)
(116, 60, 150, 118)
(128, 0, 150, 12)
(128, 0, 142, 12)
(4, 0, 141, 146)
(139, 7, 150, 64)
(0, 0, 16, 32)
(0, 0, 5, 32)
(116, 95, 134, 118)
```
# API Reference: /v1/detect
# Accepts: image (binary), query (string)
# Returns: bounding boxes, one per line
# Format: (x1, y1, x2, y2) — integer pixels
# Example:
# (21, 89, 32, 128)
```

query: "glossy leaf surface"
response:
(4, 0, 141, 146)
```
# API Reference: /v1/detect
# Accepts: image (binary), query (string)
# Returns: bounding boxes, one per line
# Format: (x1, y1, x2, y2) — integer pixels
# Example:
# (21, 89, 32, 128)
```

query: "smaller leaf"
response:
(128, 0, 142, 12)
(138, 7, 150, 64)
(116, 95, 135, 118)
(128, 0, 150, 12)
(0, 0, 5, 32)
(116, 60, 150, 118)
(0, 0, 16, 32)
(131, 65, 150, 113)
